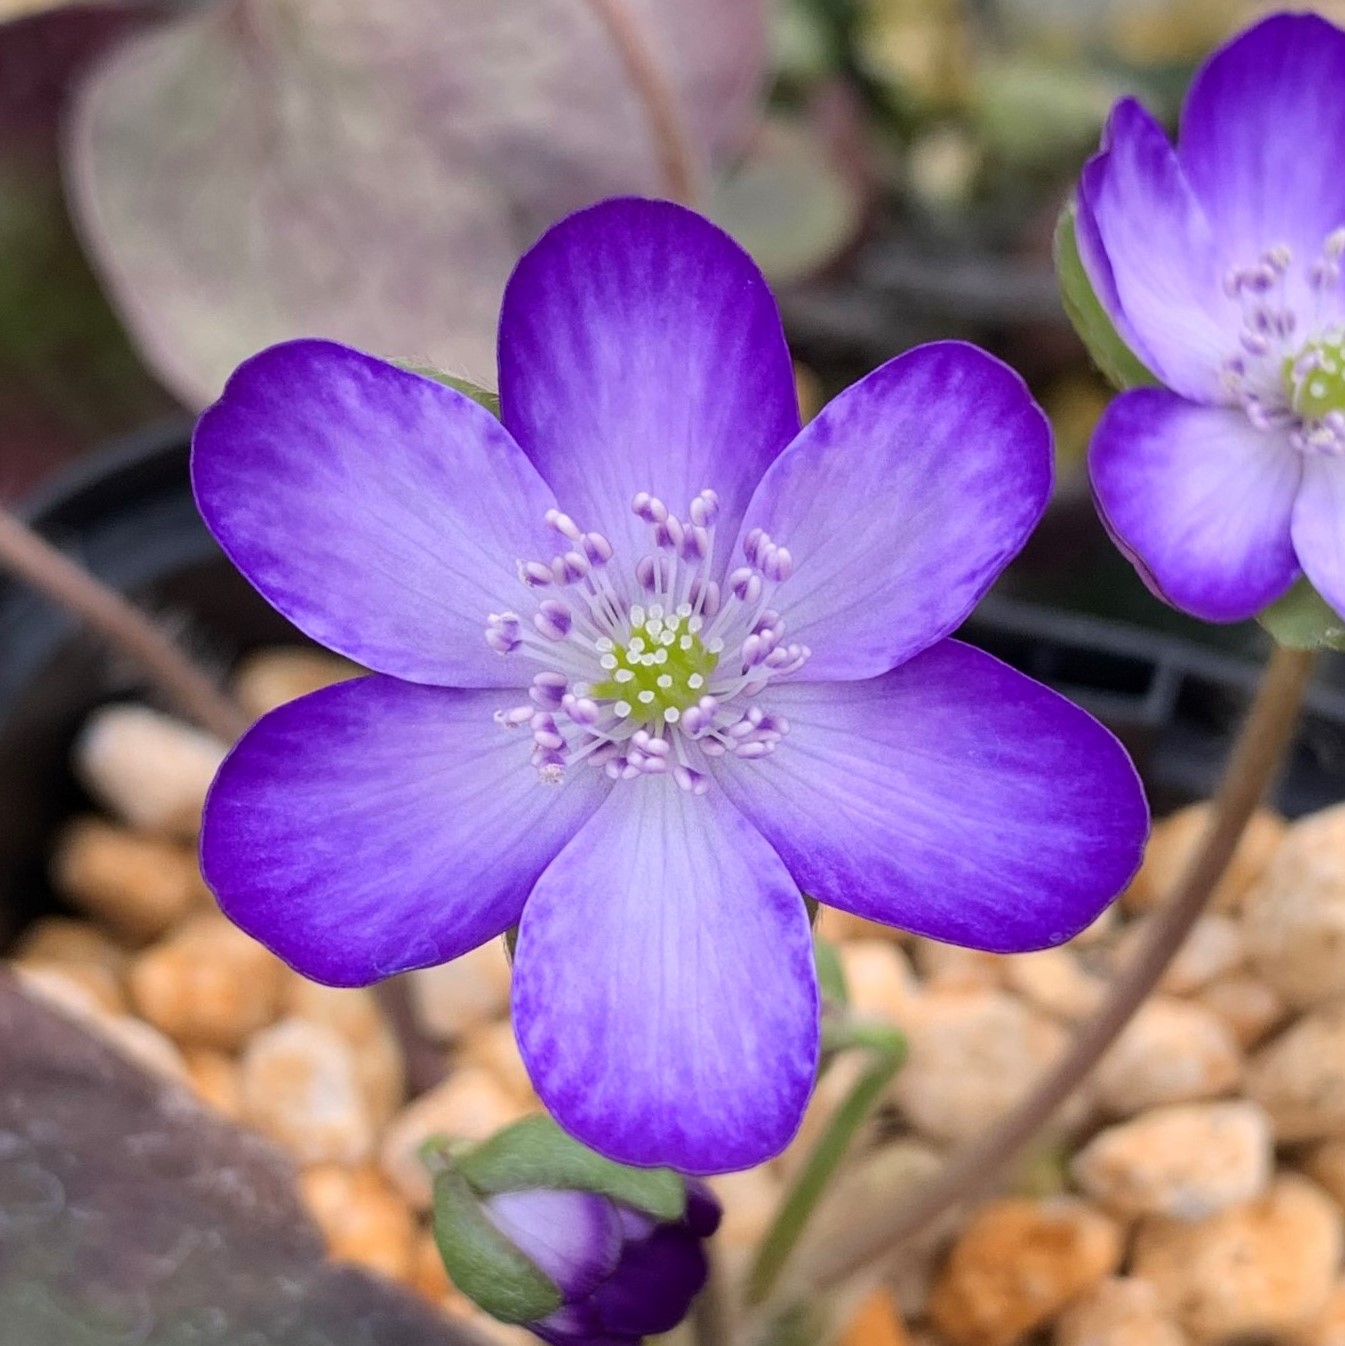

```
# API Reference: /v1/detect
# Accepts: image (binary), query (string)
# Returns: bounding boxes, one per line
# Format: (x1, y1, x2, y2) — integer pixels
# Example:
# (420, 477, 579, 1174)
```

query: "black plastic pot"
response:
(4, 428, 1345, 946)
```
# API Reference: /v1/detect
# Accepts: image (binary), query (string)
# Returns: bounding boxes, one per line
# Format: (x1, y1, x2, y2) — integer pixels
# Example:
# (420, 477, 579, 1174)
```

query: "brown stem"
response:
(774, 642, 1315, 1304)
(691, 1242, 734, 1346)
(581, 0, 698, 205)
(0, 507, 249, 744)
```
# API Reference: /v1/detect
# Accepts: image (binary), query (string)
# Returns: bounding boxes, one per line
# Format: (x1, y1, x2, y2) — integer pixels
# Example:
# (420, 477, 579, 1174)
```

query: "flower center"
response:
(483, 488, 810, 793)
(1284, 331, 1345, 421)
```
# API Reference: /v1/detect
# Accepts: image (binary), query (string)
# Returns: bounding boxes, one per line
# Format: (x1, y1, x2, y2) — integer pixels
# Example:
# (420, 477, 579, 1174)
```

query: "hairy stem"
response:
(581, 0, 698, 205)
(0, 507, 249, 743)
(773, 642, 1315, 1304)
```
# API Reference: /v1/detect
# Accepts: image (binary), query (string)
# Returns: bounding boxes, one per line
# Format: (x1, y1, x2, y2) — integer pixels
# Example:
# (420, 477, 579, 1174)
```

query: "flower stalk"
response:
(0, 505, 249, 743)
(765, 640, 1315, 1309)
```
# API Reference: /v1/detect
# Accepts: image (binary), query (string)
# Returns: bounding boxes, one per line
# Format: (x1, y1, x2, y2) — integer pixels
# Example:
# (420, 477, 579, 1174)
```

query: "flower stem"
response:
(744, 1021, 907, 1307)
(0, 506, 249, 744)
(769, 641, 1316, 1305)
(691, 1243, 734, 1346)
(581, 0, 698, 205)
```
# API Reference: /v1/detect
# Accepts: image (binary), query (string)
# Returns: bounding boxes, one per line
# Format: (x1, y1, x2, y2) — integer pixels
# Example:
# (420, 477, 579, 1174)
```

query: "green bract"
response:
(1258, 578, 1345, 652)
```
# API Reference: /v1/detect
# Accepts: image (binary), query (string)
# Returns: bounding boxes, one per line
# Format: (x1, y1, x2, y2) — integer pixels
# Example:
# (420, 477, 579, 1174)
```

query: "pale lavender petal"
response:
(1179, 13, 1345, 270)
(716, 642, 1148, 953)
(1090, 389, 1301, 622)
(1077, 99, 1232, 402)
(200, 676, 609, 985)
(484, 1189, 621, 1300)
(497, 198, 800, 571)
(512, 783, 818, 1175)
(1292, 455, 1345, 620)
(734, 342, 1050, 681)
(193, 339, 556, 686)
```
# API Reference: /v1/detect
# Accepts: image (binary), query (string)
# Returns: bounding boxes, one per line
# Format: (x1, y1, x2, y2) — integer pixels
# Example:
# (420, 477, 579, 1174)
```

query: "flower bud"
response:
(429, 1115, 721, 1343)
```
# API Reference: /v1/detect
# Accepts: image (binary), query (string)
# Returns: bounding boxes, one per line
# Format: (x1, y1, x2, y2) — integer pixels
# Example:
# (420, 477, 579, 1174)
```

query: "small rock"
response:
(12, 956, 124, 1014)
(708, 1164, 783, 1280)
(287, 979, 405, 1126)
(1289, 1279, 1345, 1346)
(128, 913, 290, 1051)
(928, 1198, 1124, 1346)
(1303, 1140, 1345, 1214)
(50, 817, 204, 943)
(1132, 1174, 1342, 1343)
(912, 940, 1007, 991)
(1195, 974, 1288, 1050)
(12, 915, 127, 969)
(1124, 804, 1284, 915)
(407, 941, 511, 1041)
(300, 1163, 417, 1281)
(838, 940, 922, 1024)
(240, 1017, 374, 1164)
(1053, 1278, 1190, 1346)
(1247, 1005, 1345, 1142)
(821, 906, 911, 944)
(839, 1287, 911, 1346)
(231, 646, 361, 718)
(1244, 804, 1345, 1008)
(1093, 998, 1241, 1116)
(1155, 914, 1245, 995)
(1070, 1101, 1272, 1220)
(183, 1048, 242, 1118)
(75, 704, 226, 839)
(893, 991, 1072, 1145)
(457, 1020, 536, 1105)
(380, 1067, 530, 1209)
(1003, 947, 1104, 1021)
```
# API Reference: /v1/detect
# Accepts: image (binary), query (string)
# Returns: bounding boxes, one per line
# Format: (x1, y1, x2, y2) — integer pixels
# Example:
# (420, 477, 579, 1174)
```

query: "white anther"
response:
(582, 532, 614, 566)
(545, 508, 583, 541)
(551, 551, 590, 585)
(519, 560, 554, 588)
(674, 765, 709, 795)
(534, 600, 572, 640)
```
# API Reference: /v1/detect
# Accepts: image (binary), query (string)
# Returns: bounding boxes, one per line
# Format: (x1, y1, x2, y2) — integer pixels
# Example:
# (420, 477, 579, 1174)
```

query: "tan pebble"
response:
(1070, 1101, 1272, 1220)
(838, 940, 922, 1024)
(1053, 1278, 1190, 1346)
(299, 1163, 416, 1281)
(95, 1014, 190, 1081)
(286, 980, 405, 1126)
(1003, 947, 1104, 1021)
(240, 1017, 374, 1164)
(1303, 1140, 1345, 1214)
(928, 1198, 1124, 1346)
(407, 941, 511, 1041)
(821, 906, 911, 944)
(75, 705, 225, 839)
(231, 646, 361, 719)
(912, 940, 1007, 991)
(839, 1287, 911, 1346)
(1247, 1005, 1345, 1142)
(1195, 974, 1288, 1050)
(128, 913, 289, 1051)
(894, 991, 1073, 1144)
(1093, 998, 1241, 1116)
(1124, 805, 1284, 915)
(380, 1067, 530, 1210)
(183, 1049, 242, 1118)
(1132, 1173, 1342, 1343)
(12, 916, 127, 968)
(1162, 915, 1245, 994)
(50, 817, 202, 943)
(1289, 1279, 1345, 1346)
(13, 957, 124, 1014)
(410, 1228, 472, 1311)
(14, 961, 112, 1022)
(1068, 905, 1119, 947)
(457, 1020, 536, 1105)
(1244, 804, 1345, 1008)
(708, 1164, 783, 1279)
(458, 1310, 537, 1346)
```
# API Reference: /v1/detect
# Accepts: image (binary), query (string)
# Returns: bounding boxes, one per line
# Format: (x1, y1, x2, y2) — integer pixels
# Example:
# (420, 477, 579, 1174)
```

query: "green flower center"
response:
(590, 605, 720, 724)
(1284, 333, 1345, 420)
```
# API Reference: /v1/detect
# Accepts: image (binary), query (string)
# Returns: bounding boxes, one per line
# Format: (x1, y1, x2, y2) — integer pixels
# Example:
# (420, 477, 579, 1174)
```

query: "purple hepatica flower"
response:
(194, 197, 1146, 1174)
(1078, 13, 1345, 623)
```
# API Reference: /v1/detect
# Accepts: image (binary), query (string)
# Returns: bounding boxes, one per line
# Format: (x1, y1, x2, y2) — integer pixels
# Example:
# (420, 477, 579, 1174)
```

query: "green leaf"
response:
(431, 1166, 564, 1324)
(457, 1115, 686, 1222)
(394, 362, 501, 416)
(1259, 577, 1345, 651)
(1054, 200, 1158, 393)
(813, 934, 848, 1010)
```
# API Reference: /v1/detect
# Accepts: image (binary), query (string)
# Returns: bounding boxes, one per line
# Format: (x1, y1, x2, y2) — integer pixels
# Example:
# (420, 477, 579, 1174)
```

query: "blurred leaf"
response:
(68, 0, 769, 407)
(709, 111, 864, 283)
(392, 362, 500, 417)
(1259, 577, 1345, 652)
(1054, 200, 1157, 393)
(974, 56, 1119, 170)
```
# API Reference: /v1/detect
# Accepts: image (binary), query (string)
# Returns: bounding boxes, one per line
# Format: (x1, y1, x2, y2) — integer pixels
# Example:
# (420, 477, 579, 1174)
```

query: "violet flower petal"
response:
(484, 1189, 622, 1302)
(716, 641, 1148, 953)
(192, 339, 557, 687)
(1291, 454, 1345, 619)
(733, 342, 1050, 681)
(1077, 99, 1230, 402)
(200, 676, 609, 985)
(1179, 13, 1345, 278)
(497, 197, 800, 570)
(1091, 388, 1301, 622)
(512, 784, 818, 1175)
